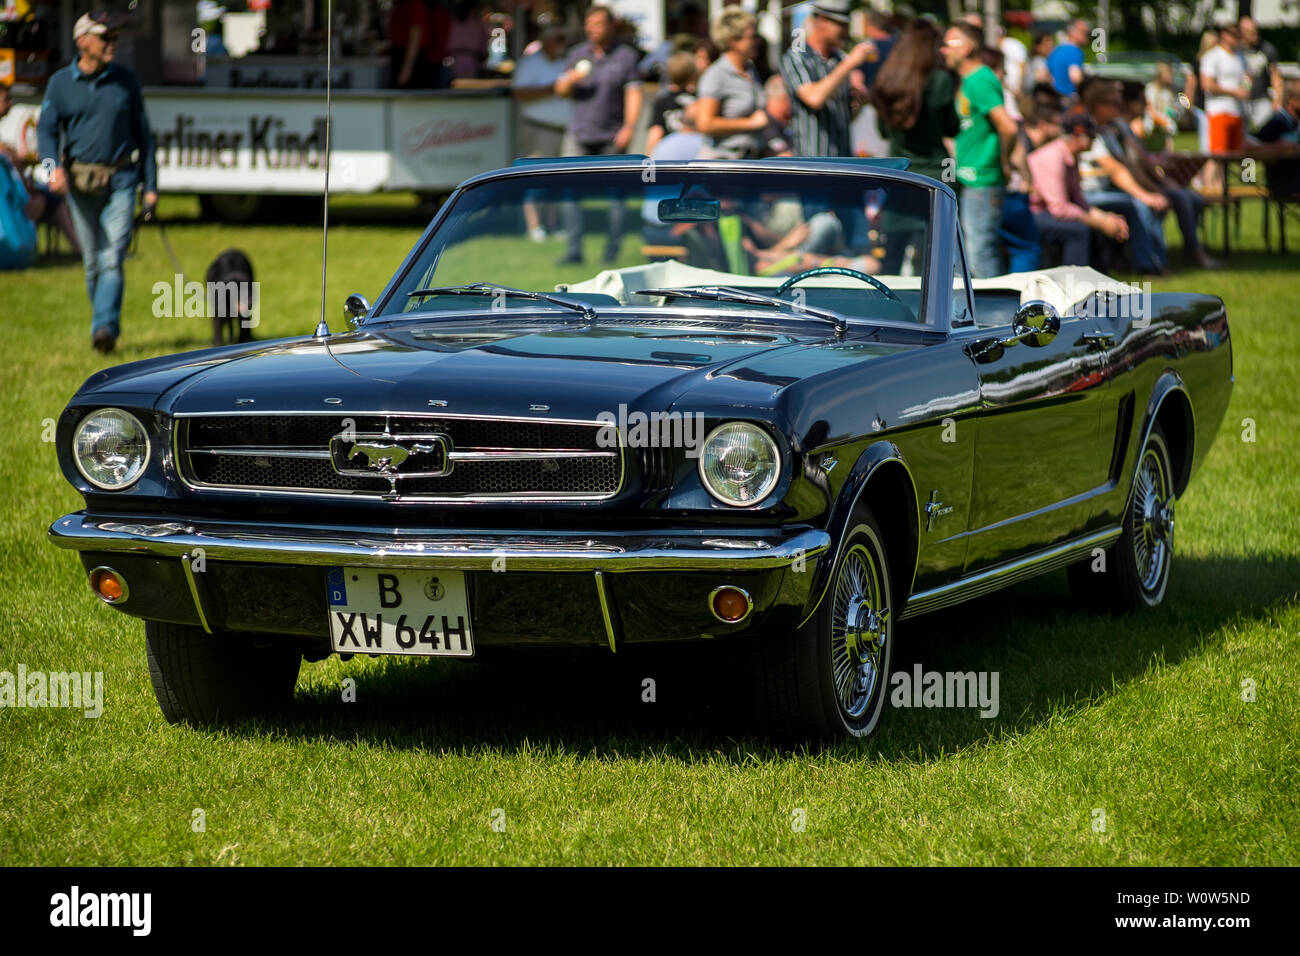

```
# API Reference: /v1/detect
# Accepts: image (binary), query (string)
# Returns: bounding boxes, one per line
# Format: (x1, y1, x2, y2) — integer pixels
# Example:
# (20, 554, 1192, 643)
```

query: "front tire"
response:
(1069, 423, 1175, 611)
(749, 507, 894, 740)
(145, 621, 301, 725)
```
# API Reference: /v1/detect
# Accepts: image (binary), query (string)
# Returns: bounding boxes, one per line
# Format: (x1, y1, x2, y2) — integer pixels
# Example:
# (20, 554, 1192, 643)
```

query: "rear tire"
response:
(1069, 423, 1175, 612)
(748, 507, 894, 740)
(145, 621, 301, 725)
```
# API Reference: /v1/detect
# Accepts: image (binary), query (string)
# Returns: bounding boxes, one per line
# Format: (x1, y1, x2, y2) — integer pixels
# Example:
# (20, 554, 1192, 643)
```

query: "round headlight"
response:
(698, 422, 781, 506)
(73, 408, 151, 490)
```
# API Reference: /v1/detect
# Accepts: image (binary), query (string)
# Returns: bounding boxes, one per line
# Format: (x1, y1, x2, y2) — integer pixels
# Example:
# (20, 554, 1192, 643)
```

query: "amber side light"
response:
(89, 567, 128, 604)
(711, 586, 751, 623)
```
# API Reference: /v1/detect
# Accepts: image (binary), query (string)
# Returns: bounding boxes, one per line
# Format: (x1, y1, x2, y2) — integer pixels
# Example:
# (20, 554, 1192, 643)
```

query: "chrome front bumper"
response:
(50, 513, 830, 650)
(49, 513, 829, 572)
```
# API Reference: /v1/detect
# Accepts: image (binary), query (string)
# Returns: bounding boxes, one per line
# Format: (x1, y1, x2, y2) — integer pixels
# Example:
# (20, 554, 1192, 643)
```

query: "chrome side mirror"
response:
(967, 300, 1062, 362)
(343, 293, 371, 327)
(1005, 300, 1060, 348)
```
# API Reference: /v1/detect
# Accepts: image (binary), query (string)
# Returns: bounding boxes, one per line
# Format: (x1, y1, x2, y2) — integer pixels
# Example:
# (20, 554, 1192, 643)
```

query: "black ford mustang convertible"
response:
(49, 158, 1233, 739)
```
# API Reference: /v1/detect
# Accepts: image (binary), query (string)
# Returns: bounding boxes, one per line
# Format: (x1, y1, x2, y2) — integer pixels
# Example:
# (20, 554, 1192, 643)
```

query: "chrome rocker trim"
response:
(899, 525, 1122, 619)
(49, 513, 829, 573)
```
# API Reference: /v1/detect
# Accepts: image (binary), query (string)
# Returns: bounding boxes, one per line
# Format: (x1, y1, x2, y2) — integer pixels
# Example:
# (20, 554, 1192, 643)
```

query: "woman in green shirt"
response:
(869, 20, 959, 272)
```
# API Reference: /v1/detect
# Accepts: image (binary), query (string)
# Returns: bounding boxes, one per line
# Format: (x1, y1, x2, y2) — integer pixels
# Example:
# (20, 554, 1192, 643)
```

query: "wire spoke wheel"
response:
(1129, 440, 1174, 595)
(1068, 421, 1178, 612)
(746, 507, 894, 740)
(829, 542, 890, 722)
(1069, 421, 1177, 612)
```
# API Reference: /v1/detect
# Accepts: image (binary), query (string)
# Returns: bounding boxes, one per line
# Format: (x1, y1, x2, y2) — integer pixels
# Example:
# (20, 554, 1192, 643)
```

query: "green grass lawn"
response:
(0, 193, 1296, 865)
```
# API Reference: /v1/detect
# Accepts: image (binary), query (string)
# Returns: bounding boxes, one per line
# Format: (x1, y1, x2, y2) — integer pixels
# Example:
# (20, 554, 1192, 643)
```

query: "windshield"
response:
(375, 167, 934, 326)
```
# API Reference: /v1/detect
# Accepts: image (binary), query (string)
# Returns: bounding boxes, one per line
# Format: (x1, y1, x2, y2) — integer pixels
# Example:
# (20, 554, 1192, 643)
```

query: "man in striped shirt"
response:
(780, 0, 876, 157)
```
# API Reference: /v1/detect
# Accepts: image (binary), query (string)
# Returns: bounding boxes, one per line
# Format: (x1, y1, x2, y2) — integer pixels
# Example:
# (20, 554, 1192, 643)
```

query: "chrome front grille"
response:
(177, 413, 622, 500)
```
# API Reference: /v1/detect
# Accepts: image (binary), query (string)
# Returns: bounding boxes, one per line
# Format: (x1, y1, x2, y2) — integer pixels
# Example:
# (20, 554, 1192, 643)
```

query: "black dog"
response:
(205, 248, 256, 347)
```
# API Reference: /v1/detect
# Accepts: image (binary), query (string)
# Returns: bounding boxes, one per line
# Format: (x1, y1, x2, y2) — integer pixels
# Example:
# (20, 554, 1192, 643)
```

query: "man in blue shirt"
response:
(1047, 18, 1089, 99)
(554, 4, 643, 265)
(38, 12, 157, 354)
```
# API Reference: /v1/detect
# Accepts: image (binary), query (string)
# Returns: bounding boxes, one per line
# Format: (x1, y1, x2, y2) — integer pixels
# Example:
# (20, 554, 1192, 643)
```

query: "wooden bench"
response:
(1263, 191, 1300, 254)
(1194, 184, 1267, 247)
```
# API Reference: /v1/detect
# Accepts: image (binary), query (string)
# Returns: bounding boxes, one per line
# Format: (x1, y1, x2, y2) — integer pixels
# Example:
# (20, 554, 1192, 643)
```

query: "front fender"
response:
(800, 440, 919, 624)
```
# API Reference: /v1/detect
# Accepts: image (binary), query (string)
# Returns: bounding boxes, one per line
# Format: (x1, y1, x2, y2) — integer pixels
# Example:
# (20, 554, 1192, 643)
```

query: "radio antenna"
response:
(314, 0, 334, 338)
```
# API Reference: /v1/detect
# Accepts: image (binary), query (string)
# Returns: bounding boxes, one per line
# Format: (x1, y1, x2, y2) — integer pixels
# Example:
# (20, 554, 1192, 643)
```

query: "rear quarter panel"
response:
(1097, 292, 1232, 520)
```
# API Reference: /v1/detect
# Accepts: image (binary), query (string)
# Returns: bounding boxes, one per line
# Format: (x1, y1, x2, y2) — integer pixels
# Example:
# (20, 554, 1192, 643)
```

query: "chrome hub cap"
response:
(831, 544, 889, 720)
(844, 600, 885, 664)
(1131, 446, 1173, 593)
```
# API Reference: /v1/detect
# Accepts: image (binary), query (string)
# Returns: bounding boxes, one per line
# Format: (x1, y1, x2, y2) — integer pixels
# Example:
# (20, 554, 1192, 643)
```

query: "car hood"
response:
(158, 319, 922, 421)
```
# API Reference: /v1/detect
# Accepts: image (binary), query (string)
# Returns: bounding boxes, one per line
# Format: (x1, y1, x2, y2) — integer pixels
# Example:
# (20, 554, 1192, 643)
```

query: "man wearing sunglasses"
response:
(37, 12, 157, 355)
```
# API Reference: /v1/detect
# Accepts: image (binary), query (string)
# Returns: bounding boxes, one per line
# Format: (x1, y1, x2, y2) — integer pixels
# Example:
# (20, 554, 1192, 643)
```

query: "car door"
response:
(961, 296, 1114, 573)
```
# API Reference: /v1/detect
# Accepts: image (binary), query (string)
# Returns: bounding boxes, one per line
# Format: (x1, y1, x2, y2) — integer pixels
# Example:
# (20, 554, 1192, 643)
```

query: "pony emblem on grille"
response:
(345, 441, 436, 476)
(329, 431, 453, 495)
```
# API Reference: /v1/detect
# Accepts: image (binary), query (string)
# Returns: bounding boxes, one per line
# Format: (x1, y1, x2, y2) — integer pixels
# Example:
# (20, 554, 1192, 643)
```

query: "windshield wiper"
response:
(637, 285, 847, 337)
(406, 282, 598, 320)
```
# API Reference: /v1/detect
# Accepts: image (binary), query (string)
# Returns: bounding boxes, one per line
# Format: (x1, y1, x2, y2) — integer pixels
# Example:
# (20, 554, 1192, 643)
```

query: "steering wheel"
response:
(774, 266, 901, 302)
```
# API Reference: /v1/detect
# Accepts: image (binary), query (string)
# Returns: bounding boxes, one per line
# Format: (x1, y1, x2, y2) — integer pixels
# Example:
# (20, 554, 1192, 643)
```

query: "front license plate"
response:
(326, 567, 473, 657)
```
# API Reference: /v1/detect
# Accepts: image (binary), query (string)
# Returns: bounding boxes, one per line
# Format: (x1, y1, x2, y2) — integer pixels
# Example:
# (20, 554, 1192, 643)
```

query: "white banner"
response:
(387, 97, 512, 191)
(6, 89, 515, 195)
(148, 93, 389, 193)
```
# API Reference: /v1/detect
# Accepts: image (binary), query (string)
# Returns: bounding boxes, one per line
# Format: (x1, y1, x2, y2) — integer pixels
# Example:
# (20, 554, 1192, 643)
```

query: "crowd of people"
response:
(507, 2, 1300, 278)
(8, 2, 1300, 355)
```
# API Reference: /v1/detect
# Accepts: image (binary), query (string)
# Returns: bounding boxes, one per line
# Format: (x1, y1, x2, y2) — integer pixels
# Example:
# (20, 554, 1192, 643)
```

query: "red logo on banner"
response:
(401, 119, 496, 155)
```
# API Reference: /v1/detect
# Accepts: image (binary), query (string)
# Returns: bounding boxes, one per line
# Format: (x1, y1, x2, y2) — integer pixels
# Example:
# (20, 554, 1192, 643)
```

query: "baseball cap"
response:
(197, 2, 227, 24)
(811, 0, 853, 24)
(73, 12, 113, 40)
